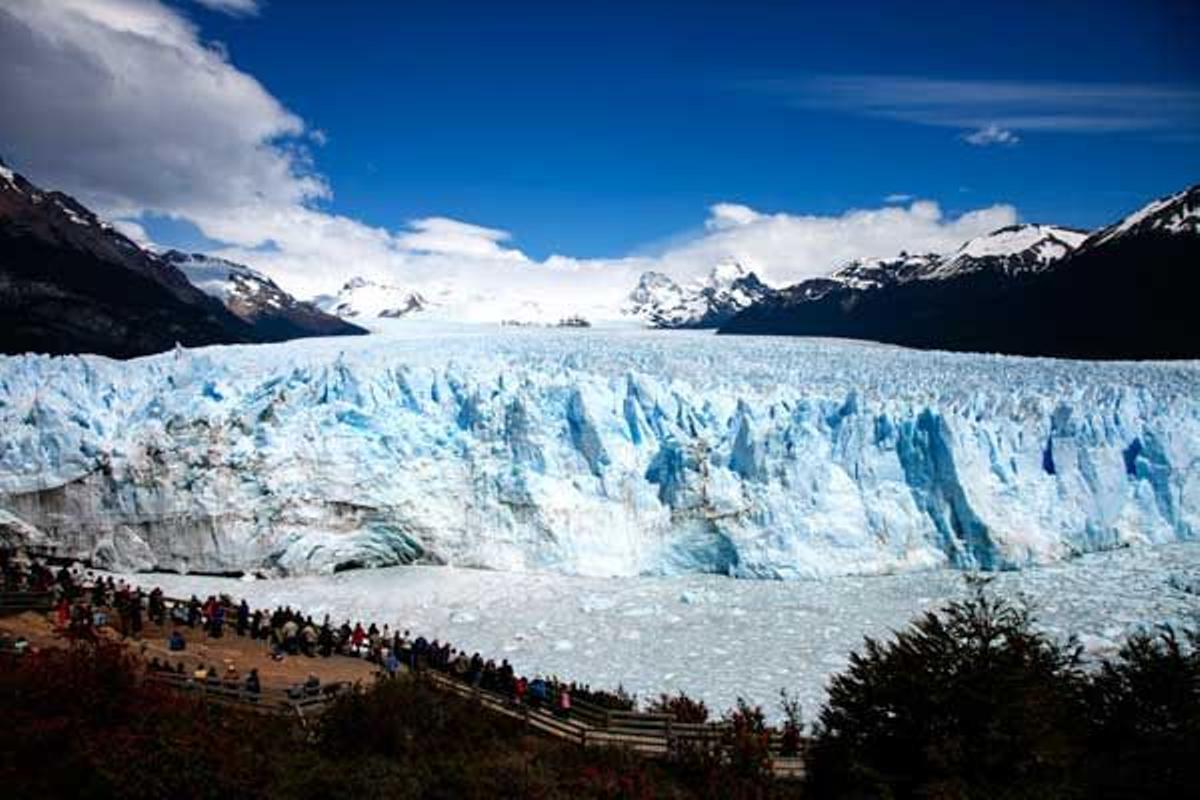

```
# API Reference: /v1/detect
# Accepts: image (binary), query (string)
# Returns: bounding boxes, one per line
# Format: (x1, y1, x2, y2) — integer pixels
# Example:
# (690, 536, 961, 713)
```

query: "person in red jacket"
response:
(557, 686, 572, 719)
(54, 597, 70, 629)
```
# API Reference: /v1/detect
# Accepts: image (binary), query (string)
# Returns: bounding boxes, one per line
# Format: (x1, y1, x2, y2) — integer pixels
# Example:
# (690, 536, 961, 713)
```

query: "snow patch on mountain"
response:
(774, 223, 1090, 301)
(165, 251, 273, 302)
(160, 250, 365, 340)
(922, 224, 1089, 280)
(956, 225, 1088, 260)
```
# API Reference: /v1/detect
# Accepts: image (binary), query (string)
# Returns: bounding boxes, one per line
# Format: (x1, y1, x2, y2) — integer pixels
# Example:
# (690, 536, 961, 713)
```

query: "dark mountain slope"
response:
(0, 162, 364, 358)
(162, 251, 367, 342)
(721, 186, 1199, 360)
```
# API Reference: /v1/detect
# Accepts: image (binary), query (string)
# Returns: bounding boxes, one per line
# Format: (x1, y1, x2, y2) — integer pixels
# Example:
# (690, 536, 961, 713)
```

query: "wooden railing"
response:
(0, 580, 807, 779)
(423, 670, 807, 779)
(144, 670, 351, 718)
(0, 590, 55, 615)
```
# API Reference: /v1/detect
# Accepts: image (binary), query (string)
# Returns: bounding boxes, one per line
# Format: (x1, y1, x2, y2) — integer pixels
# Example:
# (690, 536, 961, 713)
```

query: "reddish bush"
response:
(647, 691, 710, 723)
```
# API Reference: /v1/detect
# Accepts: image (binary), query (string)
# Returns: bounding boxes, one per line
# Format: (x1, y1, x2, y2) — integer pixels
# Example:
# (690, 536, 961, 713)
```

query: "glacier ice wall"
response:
(0, 326, 1196, 578)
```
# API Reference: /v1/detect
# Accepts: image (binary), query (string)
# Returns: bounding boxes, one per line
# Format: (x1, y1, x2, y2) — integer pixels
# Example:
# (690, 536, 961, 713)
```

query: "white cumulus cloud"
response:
(0, 0, 1023, 321)
(0, 0, 323, 226)
(397, 218, 528, 261)
(651, 200, 1016, 287)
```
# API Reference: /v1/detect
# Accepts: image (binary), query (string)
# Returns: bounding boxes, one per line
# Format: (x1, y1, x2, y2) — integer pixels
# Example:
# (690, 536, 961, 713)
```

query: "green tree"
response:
(1082, 626, 1200, 798)
(806, 579, 1086, 799)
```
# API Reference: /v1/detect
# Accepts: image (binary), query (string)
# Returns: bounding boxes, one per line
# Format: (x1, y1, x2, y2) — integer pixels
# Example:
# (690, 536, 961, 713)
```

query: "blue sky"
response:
(184, 0, 1200, 259)
(0, 0, 1197, 302)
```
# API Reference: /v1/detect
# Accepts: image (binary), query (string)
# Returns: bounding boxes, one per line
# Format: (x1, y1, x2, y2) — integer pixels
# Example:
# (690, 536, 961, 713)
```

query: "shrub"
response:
(1082, 626, 1200, 799)
(777, 689, 803, 757)
(0, 640, 282, 798)
(647, 691, 710, 723)
(723, 697, 774, 788)
(805, 578, 1086, 799)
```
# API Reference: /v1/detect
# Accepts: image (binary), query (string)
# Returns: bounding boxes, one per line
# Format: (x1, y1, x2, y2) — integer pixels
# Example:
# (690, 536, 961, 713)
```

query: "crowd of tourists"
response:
(1, 547, 633, 715)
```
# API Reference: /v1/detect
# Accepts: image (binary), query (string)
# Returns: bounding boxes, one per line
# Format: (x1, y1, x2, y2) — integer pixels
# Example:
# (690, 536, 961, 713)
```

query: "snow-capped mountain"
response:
(1084, 184, 1200, 248)
(788, 224, 1085, 306)
(923, 224, 1088, 280)
(830, 252, 941, 289)
(626, 261, 771, 328)
(722, 183, 1200, 360)
(0, 160, 260, 358)
(163, 251, 366, 340)
(163, 250, 274, 303)
(316, 277, 430, 320)
(818, 224, 1085, 291)
(0, 160, 366, 358)
(0, 328, 1195, 578)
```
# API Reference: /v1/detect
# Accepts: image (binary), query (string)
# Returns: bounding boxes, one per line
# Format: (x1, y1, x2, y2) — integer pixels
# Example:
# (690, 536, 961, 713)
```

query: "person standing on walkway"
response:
(130, 592, 143, 639)
(236, 600, 250, 637)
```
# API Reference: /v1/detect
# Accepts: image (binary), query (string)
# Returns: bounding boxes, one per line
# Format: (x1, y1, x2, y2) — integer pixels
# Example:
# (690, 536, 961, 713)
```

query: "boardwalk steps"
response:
(424, 671, 806, 779)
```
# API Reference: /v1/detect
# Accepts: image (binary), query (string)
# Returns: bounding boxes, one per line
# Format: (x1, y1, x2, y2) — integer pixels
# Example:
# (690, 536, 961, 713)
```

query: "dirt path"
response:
(0, 611, 379, 689)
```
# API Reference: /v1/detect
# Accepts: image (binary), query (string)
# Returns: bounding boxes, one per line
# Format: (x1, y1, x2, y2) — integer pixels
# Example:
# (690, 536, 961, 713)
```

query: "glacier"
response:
(0, 322, 1197, 578)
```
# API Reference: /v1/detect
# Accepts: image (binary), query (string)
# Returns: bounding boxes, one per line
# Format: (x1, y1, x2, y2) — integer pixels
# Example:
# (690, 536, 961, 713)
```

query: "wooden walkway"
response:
(143, 670, 352, 722)
(0, 578, 807, 780)
(423, 671, 807, 780)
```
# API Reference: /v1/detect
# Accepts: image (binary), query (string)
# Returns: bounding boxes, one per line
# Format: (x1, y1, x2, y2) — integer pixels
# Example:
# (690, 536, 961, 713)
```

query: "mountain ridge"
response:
(721, 184, 1200, 360)
(162, 250, 367, 341)
(0, 162, 259, 358)
(0, 162, 365, 358)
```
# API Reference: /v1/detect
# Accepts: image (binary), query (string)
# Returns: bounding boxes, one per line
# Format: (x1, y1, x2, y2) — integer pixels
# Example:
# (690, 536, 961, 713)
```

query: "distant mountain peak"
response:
(162, 250, 270, 297)
(923, 223, 1089, 280)
(1086, 184, 1200, 248)
(625, 261, 771, 328)
(706, 258, 749, 286)
(827, 252, 941, 290)
(318, 276, 429, 319)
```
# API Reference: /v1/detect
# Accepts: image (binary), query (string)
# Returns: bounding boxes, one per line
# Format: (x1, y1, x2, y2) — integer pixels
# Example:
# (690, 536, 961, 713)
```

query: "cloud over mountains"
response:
(0, 0, 1018, 315)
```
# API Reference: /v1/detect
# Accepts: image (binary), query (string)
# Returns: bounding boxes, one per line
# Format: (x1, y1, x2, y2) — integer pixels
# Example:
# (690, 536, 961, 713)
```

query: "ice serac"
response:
(0, 329, 1196, 578)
